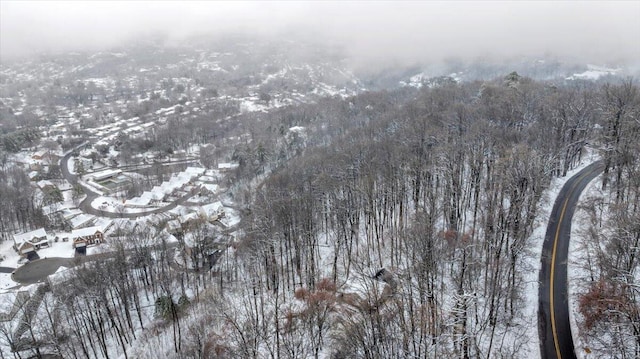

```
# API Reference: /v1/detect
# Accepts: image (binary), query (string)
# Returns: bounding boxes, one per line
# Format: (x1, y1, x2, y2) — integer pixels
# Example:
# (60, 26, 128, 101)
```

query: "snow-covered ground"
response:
(568, 174, 606, 358)
(0, 236, 77, 291)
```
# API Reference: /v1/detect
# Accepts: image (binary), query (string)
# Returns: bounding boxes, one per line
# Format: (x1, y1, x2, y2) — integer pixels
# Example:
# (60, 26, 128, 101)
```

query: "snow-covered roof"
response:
(200, 201, 224, 218)
(202, 183, 219, 193)
(218, 162, 239, 170)
(62, 208, 83, 220)
(289, 126, 306, 133)
(32, 149, 48, 158)
(69, 214, 95, 229)
(184, 166, 206, 176)
(180, 212, 200, 223)
(94, 217, 113, 228)
(125, 195, 151, 207)
(166, 219, 181, 231)
(36, 180, 55, 189)
(71, 225, 103, 238)
(199, 175, 217, 183)
(91, 169, 122, 181)
(13, 228, 47, 243)
(41, 202, 65, 215)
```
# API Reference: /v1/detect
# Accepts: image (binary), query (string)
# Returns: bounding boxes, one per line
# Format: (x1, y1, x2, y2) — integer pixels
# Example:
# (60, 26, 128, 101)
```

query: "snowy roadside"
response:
(568, 173, 606, 358)
(521, 149, 601, 359)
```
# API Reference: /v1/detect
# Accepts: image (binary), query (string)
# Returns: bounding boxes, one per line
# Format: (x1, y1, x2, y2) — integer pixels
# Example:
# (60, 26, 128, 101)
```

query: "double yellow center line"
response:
(550, 195, 570, 358)
(548, 165, 601, 359)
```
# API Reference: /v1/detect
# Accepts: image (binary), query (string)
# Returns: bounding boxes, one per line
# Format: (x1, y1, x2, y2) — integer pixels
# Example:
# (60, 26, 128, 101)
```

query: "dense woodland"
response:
(0, 63, 638, 358)
(230, 76, 639, 358)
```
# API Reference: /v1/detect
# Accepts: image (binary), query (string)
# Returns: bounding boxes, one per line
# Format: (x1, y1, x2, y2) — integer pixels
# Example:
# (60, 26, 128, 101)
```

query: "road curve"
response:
(60, 148, 199, 219)
(538, 161, 604, 359)
(11, 241, 181, 285)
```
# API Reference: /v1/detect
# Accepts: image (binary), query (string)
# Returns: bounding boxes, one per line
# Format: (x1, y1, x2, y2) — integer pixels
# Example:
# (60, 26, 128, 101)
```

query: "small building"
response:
(31, 150, 47, 161)
(218, 163, 239, 171)
(179, 212, 202, 231)
(61, 208, 84, 221)
(41, 202, 67, 226)
(36, 180, 57, 192)
(199, 201, 224, 221)
(68, 214, 95, 230)
(13, 228, 49, 256)
(32, 150, 60, 164)
(124, 194, 152, 208)
(70, 226, 104, 248)
(166, 219, 182, 234)
(91, 169, 122, 182)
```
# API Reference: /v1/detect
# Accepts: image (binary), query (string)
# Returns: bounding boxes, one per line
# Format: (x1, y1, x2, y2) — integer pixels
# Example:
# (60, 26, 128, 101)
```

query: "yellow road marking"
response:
(550, 196, 569, 358)
(549, 167, 598, 359)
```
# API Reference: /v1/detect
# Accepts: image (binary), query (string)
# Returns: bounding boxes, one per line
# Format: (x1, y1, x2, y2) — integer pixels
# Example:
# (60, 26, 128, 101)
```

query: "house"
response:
(31, 150, 47, 161)
(13, 228, 49, 256)
(125, 193, 153, 208)
(93, 218, 114, 235)
(125, 189, 164, 208)
(166, 219, 182, 234)
(32, 150, 60, 164)
(41, 202, 67, 226)
(199, 201, 224, 221)
(68, 214, 95, 230)
(179, 212, 203, 231)
(218, 163, 239, 171)
(90, 169, 122, 182)
(70, 226, 104, 248)
(36, 180, 57, 192)
(61, 208, 83, 221)
(41, 202, 64, 217)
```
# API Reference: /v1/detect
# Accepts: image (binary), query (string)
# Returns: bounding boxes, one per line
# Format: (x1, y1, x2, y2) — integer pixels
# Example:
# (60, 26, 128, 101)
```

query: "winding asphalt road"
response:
(538, 161, 604, 359)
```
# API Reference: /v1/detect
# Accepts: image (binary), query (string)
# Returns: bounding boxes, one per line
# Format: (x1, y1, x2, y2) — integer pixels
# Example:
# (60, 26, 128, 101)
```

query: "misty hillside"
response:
(1, 1, 639, 358)
(0, 36, 638, 359)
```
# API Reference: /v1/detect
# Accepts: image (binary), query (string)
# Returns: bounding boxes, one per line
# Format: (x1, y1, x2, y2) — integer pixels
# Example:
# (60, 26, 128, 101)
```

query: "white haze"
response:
(1, 1, 639, 68)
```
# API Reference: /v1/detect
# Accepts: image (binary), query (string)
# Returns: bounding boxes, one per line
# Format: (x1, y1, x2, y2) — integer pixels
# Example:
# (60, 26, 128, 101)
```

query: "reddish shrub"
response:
(294, 287, 309, 300)
(579, 279, 628, 330)
(316, 278, 337, 292)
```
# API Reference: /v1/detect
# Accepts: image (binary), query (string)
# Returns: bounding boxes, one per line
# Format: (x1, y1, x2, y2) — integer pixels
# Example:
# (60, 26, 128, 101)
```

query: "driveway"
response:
(11, 257, 73, 286)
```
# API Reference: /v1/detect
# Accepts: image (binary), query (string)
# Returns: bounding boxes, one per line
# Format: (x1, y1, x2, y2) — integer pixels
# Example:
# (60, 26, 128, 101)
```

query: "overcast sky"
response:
(1, 1, 639, 67)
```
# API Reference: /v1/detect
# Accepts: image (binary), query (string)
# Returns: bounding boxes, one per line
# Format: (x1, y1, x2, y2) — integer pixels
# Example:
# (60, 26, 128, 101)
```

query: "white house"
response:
(125, 191, 156, 207)
(91, 169, 122, 182)
(13, 228, 49, 256)
(69, 214, 95, 230)
(199, 201, 224, 221)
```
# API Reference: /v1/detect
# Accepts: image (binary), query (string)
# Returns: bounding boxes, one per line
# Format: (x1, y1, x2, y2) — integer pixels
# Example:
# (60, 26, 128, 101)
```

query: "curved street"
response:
(10, 257, 73, 285)
(60, 148, 199, 219)
(538, 161, 604, 359)
(11, 241, 181, 285)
